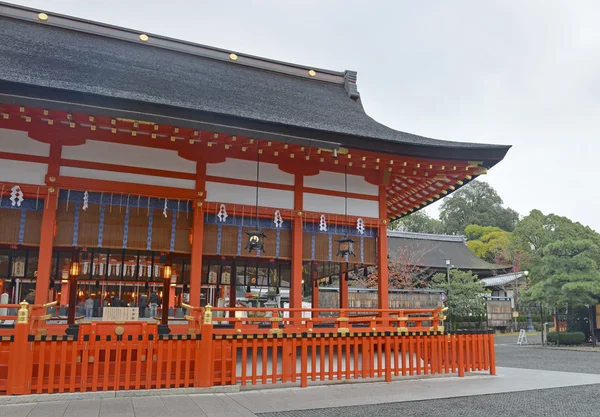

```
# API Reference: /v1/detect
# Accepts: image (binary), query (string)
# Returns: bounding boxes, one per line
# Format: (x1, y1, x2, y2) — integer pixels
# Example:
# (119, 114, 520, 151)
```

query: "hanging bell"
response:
(95, 279, 100, 288)
(183, 283, 188, 293)
(246, 285, 251, 293)
(145, 281, 149, 290)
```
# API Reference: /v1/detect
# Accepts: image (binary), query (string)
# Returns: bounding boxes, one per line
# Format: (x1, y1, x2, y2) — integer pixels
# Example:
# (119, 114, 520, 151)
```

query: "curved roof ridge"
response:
(0, 1, 346, 84)
(387, 230, 466, 243)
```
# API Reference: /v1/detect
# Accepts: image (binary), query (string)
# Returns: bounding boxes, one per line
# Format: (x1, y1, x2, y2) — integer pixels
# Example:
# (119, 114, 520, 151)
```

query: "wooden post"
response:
(67, 274, 78, 325)
(311, 263, 319, 318)
(35, 144, 61, 305)
(291, 173, 304, 319)
(7, 302, 33, 394)
(229, 261, 237, 318)
(162, 276, 170, 325)
(377, 184, 389, 314)
(189, 162, 206, 308)
(340, 263, 349, 310)
(35, 190, 58, 304)
(488, 330, 496, 375)
(196, 305, 214, 387)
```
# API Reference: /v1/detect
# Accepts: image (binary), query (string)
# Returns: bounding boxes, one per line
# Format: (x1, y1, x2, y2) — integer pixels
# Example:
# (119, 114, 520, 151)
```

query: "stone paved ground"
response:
(257, 384, 600, 417)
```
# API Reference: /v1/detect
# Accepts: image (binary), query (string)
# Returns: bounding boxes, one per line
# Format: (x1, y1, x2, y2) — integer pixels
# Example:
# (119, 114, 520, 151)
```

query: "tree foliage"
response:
(465, 225, 514, 265)
(522, 239, 600, 309)
(431, 270, 488, 318)
(389, 211, 443, 235)
(439, 181, 519, 235)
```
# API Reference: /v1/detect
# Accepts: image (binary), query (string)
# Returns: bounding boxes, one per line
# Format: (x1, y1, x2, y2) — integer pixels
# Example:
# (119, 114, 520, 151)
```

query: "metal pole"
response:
(526, 307, 535, 332)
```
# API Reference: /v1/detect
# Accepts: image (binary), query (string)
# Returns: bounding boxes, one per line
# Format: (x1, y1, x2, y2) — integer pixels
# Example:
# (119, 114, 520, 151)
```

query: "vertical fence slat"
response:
(384, 336, 392, 382)
(489, 332, 496, 375)
(271, 339, 277, 385)
(57, 341, 67, 393)
(36, 342, 46, 394)
(124, 338, 133, 390)
(115, 339, 123, 391)
(91, 338, 100, 391)
(328, 339, 334, 381)
(300, 337, 308, 387)
(134, 338, 142, 390)
(291, 337, 297, 383)
(69, 341, 77, 392)
(336, 338, 343, 380)
(145, 339, 154, 389)
(241, 338, 248, 386)
(353, 336, 359, 379)
(310, 337, 320, 382)
(261, 338, 268, 385)
(165, 340, 173, 388)
(251, 338, 258, 385)
(156, 338, 164, 388)
(231, 339, 238, 386)
(102, 340, 111, 391)
(345, 337, 351, 380)
(184, 340, 192, 387)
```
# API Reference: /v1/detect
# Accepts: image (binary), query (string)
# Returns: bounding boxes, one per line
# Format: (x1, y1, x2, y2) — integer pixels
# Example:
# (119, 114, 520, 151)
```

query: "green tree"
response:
(439, 181, 519, 235)
(431, 270, 488, 323)
(523, 239, 600, 309)
(389, 211, 443, 234)
(465, 224, 514, 265)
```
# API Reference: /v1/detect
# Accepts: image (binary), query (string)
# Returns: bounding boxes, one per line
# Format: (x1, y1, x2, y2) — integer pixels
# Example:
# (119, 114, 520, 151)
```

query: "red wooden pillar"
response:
(377, 183, 389, 314)
(340, 262, 349, 310)
(189, 162, 206, 308)
(35, 144, 61, 304)
(291, 173, 304, 319)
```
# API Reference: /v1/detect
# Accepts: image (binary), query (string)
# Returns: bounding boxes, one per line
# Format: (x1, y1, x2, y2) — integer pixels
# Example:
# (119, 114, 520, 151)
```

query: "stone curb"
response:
(0, 385, 240, 405)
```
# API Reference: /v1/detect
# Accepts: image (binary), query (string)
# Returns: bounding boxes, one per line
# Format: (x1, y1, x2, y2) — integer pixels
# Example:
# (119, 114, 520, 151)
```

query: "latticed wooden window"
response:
(22, 210, 43, 246)
(78, 204, 101, 247)
(54, 202, 76, 247)
(151, 209, 171, 252)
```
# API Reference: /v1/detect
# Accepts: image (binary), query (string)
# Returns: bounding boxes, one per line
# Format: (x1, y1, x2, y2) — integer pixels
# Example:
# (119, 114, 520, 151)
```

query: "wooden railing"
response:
(0, 302, 495, 395)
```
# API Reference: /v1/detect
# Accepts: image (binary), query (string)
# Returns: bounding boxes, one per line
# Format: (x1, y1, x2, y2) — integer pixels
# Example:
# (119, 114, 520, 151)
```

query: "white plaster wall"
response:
(206, 158, 294, 185)
(304, 171, 377, 195)
(0, 159, 47, 185)
(206, 182, 294, 209)
(61, 140, 196, 173)
(60, 166, 195, 189)
(303, 193, 379, 217)
(0, 129, 50, 157)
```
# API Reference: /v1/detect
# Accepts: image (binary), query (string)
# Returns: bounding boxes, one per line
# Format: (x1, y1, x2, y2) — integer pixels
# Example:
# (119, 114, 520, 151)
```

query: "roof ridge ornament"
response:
(344, 70, 360, 100)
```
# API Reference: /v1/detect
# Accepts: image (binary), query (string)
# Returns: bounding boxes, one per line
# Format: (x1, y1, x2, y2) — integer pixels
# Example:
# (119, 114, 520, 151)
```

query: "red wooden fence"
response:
(0, 302, 496, 395)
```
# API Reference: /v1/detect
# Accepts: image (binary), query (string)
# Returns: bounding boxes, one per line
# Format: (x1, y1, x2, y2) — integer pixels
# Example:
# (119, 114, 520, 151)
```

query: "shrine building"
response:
(0, 3, 511, 395)
(0, 3, 510, 324)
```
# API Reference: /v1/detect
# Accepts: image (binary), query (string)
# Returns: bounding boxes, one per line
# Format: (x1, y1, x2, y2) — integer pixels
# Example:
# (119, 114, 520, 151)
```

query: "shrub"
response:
(547, 331, 586, 345)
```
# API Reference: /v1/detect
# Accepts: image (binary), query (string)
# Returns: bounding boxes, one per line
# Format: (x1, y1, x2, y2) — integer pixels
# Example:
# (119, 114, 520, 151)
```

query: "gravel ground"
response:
(257, 384, 600, 417)
(495, 344, 600, 374)
(258, 336, 600, 417)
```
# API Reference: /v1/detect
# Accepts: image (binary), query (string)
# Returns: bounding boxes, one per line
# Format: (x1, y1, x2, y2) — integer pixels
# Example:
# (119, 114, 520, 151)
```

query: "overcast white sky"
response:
(10, 1, 600, 230)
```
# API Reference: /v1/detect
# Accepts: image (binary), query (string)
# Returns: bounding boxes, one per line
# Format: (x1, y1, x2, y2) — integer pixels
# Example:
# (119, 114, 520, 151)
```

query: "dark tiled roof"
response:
(387, 231, 509, 272)
(0, 4, 511, 162)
